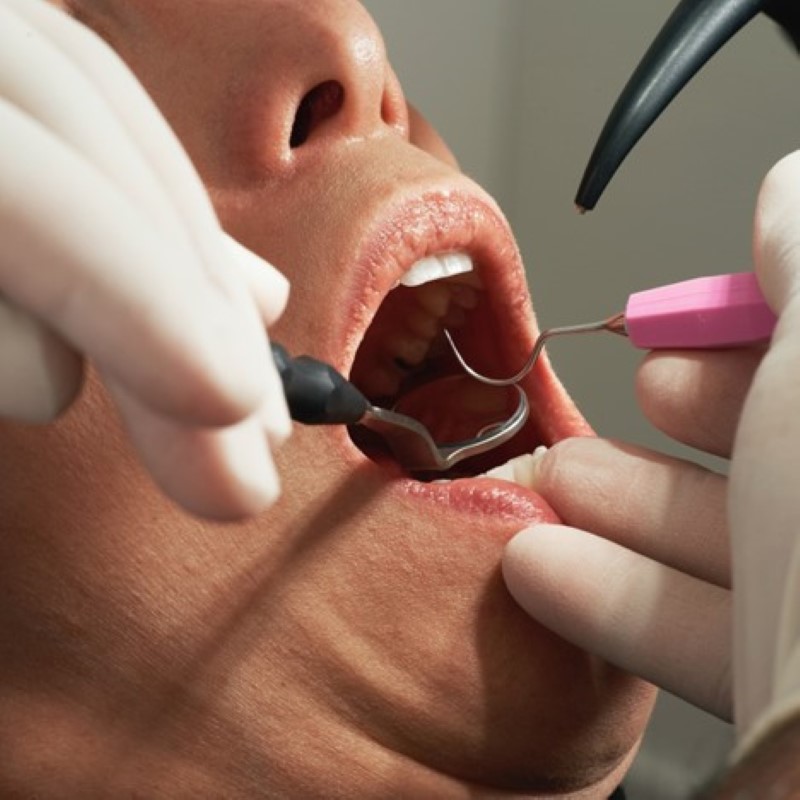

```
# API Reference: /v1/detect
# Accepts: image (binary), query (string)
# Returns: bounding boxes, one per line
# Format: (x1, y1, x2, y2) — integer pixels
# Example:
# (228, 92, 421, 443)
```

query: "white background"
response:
(362, 2, 800, 797)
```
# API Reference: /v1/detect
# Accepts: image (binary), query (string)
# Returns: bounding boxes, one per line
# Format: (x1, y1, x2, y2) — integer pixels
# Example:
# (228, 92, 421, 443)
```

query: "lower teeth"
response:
(431, 446, 549, 486)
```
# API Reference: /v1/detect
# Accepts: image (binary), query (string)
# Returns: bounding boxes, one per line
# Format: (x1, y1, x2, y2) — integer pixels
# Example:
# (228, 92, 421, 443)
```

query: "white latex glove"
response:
(0, 0, 292, 519)
(501, 151, 800, 757)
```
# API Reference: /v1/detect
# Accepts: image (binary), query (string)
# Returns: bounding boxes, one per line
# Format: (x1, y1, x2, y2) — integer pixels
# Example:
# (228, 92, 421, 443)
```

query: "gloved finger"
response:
(727, 318, 800, 733)
(0, 297, 82, 422)
(636, 347, 764, 458)
(106, 376, 281, 521)
(734, 544, 800, 757)
(0, 98, 268, 427)
(4, 1, 273, 342)
(257, 349, 292, 449)
(754, 150, 800, 312)
(221, 233, 291, 446)
(9, 0, 238, 286)
(503, 524, 733, 720)
(5, 0, 276, 430)
(0, 2, 195, 253)
(223, 233, 290, 326)
(526, 437, 730, 588)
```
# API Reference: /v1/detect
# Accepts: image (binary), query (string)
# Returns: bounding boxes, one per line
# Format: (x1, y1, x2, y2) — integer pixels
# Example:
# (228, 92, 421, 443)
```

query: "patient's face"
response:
(1, 1, 654, 796)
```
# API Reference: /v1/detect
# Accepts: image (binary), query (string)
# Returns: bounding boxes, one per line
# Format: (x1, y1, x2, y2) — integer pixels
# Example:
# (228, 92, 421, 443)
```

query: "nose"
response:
(253, 1, 408, 164)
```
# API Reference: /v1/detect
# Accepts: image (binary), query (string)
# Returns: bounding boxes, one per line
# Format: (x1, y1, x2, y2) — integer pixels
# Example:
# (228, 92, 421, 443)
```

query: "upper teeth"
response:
(400, 252, 473, 288)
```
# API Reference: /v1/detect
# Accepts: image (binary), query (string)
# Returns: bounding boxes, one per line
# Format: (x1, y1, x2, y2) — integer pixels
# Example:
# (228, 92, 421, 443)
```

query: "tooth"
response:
(450, 285, 479, 310)
(400, 253, 473, 288)
(481, 446, 549, 486)
(442, 305, 467, 329)
(385, 334, 430, 367)
(406, 309, 441, 339)
(359, 365, 402, 400)
(447, 270, 484, 289)
(415, 283, 452, 317)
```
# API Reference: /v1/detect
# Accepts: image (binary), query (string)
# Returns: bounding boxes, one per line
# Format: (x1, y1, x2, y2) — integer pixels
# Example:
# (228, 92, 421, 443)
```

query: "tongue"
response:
(393, 375, 520, 444)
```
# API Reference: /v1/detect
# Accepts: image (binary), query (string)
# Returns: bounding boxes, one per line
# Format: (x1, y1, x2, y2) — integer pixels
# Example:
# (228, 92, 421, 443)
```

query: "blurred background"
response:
(362, 1, 800, 797)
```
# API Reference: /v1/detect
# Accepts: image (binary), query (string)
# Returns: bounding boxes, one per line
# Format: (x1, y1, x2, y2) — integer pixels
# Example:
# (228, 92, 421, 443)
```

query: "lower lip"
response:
(342, 412, 559, 524)
(401, 475, 559, 524)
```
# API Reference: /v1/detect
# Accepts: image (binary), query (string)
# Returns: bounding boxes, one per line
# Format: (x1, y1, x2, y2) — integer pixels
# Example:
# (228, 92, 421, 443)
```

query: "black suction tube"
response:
(575, 0, 786, 211)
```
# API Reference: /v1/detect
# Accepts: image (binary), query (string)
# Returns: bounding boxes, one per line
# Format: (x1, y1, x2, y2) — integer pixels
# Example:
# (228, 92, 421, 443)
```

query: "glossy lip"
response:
(330, 178, 590, 518)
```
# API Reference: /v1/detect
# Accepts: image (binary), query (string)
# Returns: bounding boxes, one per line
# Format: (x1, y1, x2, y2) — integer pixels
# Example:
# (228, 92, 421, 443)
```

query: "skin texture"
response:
(0, 2, 655, 796)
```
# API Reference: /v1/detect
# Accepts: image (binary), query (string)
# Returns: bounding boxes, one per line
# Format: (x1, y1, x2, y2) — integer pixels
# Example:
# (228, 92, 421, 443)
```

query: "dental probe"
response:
(445, 272, 776, 387)
(270, 343, 529, 471)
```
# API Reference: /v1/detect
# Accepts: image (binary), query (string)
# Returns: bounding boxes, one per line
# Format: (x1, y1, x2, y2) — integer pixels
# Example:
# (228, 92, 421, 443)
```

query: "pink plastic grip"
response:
(625, 272, 777, 349)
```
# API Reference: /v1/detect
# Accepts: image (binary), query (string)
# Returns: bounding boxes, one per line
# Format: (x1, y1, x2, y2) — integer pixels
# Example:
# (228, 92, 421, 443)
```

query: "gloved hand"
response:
(501, 151, 800, 757)
(0, 0, 291, 519)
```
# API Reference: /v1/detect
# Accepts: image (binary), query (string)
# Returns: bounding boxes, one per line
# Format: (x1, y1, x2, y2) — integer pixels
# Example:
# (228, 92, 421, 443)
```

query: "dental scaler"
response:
(576, 0, 799, 211)
(446, 272, 776, 387)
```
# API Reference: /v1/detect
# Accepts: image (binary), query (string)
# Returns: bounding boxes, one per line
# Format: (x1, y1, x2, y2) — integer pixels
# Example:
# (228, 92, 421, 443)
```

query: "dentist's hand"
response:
(0, 0, 291, 519)
(502, 151, 800, 758)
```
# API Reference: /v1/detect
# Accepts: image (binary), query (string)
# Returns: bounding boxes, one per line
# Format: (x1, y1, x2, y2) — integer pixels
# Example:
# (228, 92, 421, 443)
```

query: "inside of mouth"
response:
(348, 268, 544, 481)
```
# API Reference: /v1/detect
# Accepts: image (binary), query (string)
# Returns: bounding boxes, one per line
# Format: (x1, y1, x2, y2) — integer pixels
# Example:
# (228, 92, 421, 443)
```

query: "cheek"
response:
(407, 105, 459, 168)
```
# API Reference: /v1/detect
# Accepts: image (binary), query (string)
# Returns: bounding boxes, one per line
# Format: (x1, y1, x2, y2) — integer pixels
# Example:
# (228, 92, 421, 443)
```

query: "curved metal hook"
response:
(444, 314, 627, 388)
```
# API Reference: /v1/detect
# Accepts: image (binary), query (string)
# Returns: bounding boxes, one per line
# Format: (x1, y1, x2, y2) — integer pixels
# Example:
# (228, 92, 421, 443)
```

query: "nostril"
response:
(290, 80, 345, 148)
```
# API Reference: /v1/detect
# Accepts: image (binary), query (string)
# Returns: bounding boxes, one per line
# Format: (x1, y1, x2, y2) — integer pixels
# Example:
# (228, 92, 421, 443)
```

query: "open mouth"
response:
(347, 250, 556, 482)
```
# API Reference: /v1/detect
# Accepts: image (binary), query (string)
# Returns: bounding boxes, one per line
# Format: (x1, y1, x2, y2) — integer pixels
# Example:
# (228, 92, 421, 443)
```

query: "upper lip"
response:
(339, 180, 540, 381)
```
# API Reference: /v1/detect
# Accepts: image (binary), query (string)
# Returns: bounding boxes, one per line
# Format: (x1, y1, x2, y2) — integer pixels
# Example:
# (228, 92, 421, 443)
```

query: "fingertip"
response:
(170, 424, 285, 522)
(260, 340, 292, 447)
(523, 437, 627, 520)
(110, 318, 268, 430)
(0, 304, 85, 423)
(108, 380, 285, 521)
(223, 232, 290, 324)
(755, 150, 800, 311)
(141, 286, 274, 429)
(204, 446, 283, 521)
(502, 524, 560, 610)
(504, 525, 541, 566)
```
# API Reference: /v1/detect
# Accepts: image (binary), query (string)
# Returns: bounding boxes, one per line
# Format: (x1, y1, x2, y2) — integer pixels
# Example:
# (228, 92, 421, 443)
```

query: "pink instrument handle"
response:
(624, 272, 777, 349)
